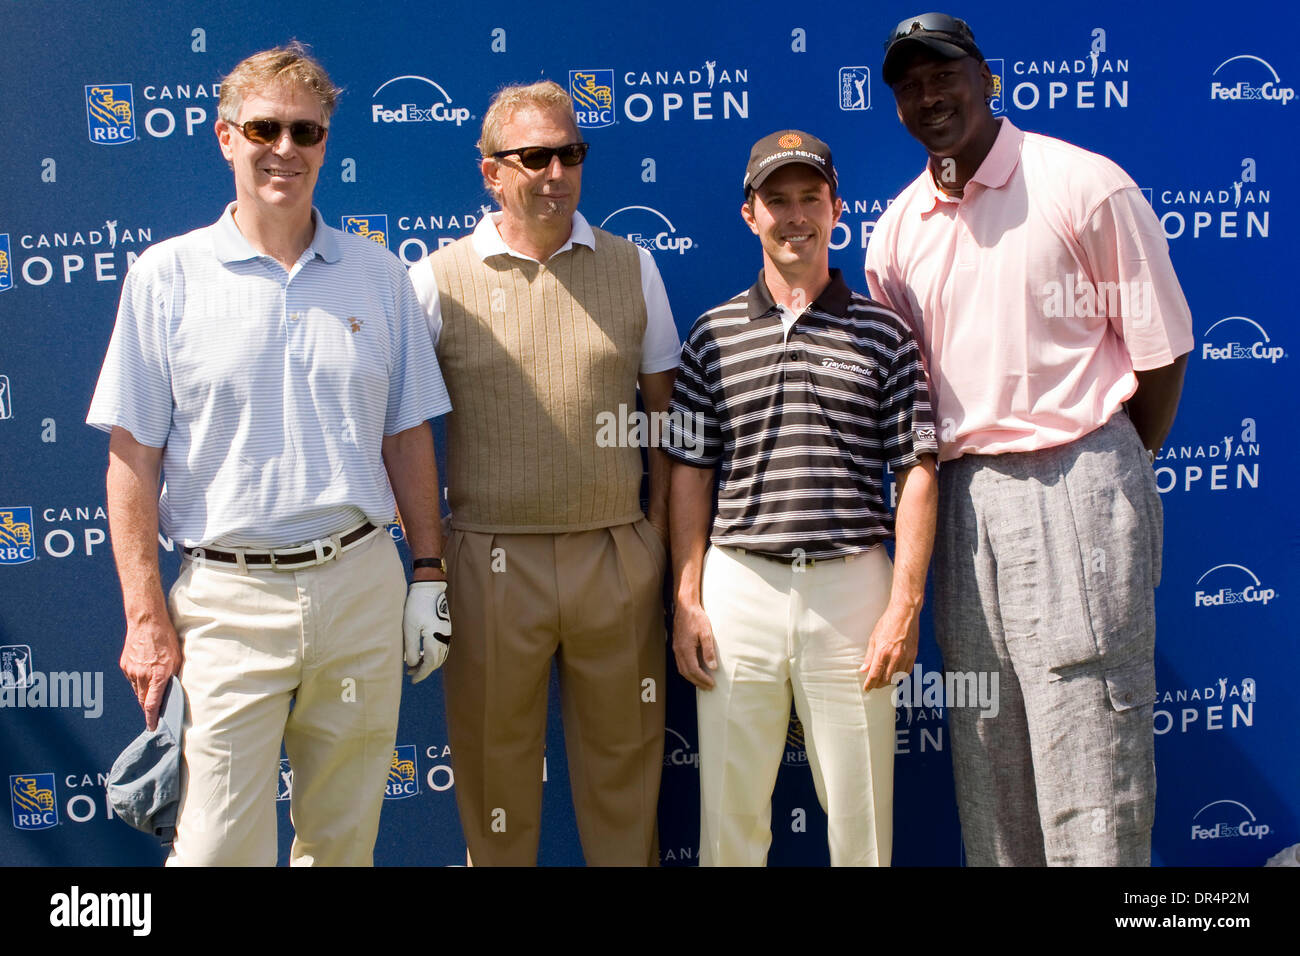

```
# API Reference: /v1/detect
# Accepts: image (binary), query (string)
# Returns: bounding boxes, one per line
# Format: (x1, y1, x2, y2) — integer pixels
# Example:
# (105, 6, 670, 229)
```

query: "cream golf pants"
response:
(697, 544, 897, 866)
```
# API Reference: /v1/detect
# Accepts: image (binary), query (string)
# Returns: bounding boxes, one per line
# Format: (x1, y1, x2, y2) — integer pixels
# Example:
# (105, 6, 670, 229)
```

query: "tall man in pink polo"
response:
(866, 13, 1193, 866)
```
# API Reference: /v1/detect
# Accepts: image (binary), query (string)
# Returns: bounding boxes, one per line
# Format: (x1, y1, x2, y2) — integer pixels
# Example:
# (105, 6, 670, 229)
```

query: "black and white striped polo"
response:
(666, 269, 936, 560)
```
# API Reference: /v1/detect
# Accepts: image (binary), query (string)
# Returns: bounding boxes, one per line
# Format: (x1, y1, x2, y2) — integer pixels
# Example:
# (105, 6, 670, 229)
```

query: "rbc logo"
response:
(342, 215, 389, 248)
(783, 709, 807, 767)
(0, 233, 11, 292)
(838, 67, 871, 110)
(0, 507, 35, 565)
(85, 84, 136, 145)
(11, 773, 58, 830)
(570, 70, 615, 128)
(385, 745, 419, 799)
(987, 59, 1005, 115)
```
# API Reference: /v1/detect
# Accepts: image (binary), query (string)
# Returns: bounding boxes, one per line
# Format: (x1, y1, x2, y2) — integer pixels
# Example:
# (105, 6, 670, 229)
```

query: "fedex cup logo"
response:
(1193, 563, 1276, 608)
(1210, 55, 1295, 105)
(600, 205, 695, 255)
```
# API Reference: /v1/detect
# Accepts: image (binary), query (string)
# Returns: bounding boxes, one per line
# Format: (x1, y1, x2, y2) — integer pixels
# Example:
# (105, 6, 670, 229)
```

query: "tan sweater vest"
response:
(430, 228, 648, 532)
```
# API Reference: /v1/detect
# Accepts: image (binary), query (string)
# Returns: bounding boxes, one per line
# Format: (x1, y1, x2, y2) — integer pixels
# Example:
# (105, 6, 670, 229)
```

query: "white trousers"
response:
(165, 531, 405, 866)
(697, 545, 896, 866)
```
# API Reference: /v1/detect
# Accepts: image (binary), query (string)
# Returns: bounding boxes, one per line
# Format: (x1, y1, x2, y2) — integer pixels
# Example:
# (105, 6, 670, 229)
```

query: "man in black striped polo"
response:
(666, 130, 938, 866)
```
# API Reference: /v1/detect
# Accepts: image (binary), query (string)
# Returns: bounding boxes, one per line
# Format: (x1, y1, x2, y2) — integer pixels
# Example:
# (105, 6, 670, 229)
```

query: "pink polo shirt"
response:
(865, 119, 1193, 462)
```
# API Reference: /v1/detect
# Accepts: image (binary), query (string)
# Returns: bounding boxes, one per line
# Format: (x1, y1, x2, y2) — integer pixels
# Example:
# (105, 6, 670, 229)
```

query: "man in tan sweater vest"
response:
(409, 81, 680, 865)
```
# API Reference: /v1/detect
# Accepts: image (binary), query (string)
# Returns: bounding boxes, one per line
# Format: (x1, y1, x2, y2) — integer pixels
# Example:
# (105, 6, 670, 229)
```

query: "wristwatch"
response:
(412, 556, 447, 573)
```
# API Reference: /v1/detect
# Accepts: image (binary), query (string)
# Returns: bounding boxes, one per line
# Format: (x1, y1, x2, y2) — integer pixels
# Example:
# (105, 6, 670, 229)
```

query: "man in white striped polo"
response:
(667, 130, 939, 865)
(87, 43, 452, 865)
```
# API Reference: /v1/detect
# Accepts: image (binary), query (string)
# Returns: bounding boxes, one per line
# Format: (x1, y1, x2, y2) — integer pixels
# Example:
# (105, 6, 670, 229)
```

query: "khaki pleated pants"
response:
(166, 531, 405, 866)
(444, 519, 668, 865)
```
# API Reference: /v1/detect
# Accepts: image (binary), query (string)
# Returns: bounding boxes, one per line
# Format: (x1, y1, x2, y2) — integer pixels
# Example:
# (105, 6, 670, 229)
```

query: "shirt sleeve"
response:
(407, 255, 443, 350)
(384, 266, 452, 435)
(637, 247, 682, 374)
(85, 253, 174, 446)
(1080, 185, 1195, 371)
(865, 225, 907, 318)
(878, 316, 938, 471)
(664, 321, 722, 467)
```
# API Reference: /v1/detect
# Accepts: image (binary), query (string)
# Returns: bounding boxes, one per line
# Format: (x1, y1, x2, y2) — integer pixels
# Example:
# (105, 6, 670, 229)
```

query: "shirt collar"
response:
(469, 210, 595, 263)
(211, 203, 339, 264)
(915, 117, 1023, 215)
(745, 268, 852, 320)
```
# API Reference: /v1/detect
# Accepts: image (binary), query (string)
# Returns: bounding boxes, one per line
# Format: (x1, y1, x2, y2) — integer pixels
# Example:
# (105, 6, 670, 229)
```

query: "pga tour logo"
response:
(838, 67, 870, 110)
(1193, 563, 1276, 608)
(275, 757, 292, 801)
(1190, 799, 1271, 840)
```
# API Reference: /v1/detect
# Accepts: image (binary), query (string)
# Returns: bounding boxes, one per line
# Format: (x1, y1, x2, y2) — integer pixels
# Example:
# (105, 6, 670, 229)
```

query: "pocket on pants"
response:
(1104, 662, 1156, 713)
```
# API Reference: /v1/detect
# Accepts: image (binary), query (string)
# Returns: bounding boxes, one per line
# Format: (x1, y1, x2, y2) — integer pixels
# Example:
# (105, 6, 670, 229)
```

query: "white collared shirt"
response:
(408, 211, 681, 373)
(87, 204, 452, 547)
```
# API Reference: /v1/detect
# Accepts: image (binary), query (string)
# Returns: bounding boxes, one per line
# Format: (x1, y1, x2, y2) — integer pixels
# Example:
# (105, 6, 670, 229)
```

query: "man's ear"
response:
(740, 196, 759, 236)
(481, 157, 501, 196)
(980, 61, 995, 102)
(215, 118, 234, 163)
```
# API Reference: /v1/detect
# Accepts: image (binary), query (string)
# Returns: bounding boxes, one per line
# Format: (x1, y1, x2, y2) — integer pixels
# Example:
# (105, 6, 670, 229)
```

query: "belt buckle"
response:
(267, 536, 340, 572)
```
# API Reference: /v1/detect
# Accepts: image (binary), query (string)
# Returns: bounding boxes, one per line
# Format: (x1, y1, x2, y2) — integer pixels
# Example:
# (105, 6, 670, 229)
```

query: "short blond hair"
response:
(477, 80, 577, 157)
(218, 41, 340, 124)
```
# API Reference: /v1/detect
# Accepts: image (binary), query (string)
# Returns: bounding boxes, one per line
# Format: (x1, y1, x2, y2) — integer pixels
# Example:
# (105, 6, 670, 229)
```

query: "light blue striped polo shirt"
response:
(87, 205, 452, 548)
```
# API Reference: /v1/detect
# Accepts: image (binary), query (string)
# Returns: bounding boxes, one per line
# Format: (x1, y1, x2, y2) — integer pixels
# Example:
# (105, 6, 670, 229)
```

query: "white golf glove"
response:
(403, 581, 451, 683)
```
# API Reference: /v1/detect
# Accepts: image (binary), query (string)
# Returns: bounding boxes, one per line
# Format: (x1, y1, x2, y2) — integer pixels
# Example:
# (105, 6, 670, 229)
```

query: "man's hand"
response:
(403, 581, 451, 682)
(106, 426, 179, 731)
(672, 600, 718, 690)
(120, 618, 182, 731)
(859, 601, 920, 692)
(861, 457, 936, 692)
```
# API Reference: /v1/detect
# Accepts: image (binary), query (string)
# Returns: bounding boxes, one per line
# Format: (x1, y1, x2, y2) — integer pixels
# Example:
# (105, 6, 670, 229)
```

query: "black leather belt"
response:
(183, 522, 378, 571)
(728, 546, 855, 569)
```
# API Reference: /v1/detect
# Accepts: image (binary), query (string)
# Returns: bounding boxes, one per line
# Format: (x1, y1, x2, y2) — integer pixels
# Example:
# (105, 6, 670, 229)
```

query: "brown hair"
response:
(218, 41, 341, 124)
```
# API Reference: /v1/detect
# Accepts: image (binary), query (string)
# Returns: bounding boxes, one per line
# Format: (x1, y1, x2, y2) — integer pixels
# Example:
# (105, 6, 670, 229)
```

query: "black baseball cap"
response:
(743, 130, 837, 195)
(882, 12, 984, 86)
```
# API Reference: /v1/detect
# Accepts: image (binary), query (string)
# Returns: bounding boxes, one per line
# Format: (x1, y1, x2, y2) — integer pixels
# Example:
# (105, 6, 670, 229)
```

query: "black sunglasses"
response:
(885, 12, 974, 49)
(491, 142, 589, 170)
(231, 118, 328, 147)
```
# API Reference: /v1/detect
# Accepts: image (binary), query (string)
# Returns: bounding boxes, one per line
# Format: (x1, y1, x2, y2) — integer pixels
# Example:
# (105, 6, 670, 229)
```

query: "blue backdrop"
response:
(1, 0, 1294, 866)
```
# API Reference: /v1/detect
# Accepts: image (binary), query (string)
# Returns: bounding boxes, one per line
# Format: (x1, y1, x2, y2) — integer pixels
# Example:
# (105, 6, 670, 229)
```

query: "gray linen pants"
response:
(934, 413, 1160, 866)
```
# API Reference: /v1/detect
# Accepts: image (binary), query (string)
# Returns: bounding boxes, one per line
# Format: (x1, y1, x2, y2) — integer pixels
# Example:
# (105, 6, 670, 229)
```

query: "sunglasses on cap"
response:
(491, 142, 590, 170)
(230, 118, 328, 147)
(884, 12, 975, 49)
